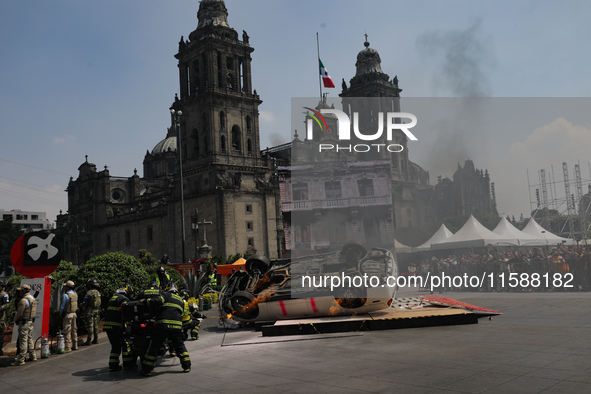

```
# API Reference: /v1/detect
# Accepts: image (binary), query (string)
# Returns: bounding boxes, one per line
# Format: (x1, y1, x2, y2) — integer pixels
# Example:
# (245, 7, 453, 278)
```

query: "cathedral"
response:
(58, 0, 282, 264)
(57, 0, 498, 264)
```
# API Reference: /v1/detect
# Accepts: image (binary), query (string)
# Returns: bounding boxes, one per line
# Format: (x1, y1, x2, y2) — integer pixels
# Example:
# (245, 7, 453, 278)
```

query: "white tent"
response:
(431, 215, 516, 250)
(414, 224, 454, 251)
(394, 238, 413, 253)
(492, 217, 544, 246)
(521, 217, 574, 245)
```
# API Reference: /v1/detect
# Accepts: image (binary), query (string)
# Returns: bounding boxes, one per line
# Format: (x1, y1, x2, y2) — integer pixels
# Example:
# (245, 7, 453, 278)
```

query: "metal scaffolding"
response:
(528, 161, 591, 241)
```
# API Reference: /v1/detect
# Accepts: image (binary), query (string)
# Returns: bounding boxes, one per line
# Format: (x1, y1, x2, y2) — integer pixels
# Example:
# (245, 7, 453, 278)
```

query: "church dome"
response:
(152, 136, 177, 154)
(355, 39, 384, 76)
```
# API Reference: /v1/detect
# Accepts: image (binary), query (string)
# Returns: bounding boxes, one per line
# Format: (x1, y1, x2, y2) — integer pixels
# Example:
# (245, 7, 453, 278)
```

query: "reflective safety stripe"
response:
(107, 306, 119, 311)
(157, 319, 182, 325)
(163, 302, 183, 312)
(103, 321, 122, 326)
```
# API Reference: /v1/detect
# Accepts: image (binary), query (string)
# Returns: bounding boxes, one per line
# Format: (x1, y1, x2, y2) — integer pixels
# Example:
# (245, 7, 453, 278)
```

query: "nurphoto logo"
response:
(304, 107, 418, 153)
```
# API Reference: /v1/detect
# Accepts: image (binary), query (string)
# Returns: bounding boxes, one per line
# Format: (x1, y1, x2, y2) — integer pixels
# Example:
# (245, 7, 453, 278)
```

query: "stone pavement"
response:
(1, 291, 591, 393)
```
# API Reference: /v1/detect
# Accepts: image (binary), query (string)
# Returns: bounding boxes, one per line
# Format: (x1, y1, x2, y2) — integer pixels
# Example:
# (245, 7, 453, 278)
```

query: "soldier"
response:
(140, 286, 191, 376)
(82, 278, 101, 346)
(0, 280, 11, 356)
(59, 280, 78, 352)
(10, 285, 37, 366)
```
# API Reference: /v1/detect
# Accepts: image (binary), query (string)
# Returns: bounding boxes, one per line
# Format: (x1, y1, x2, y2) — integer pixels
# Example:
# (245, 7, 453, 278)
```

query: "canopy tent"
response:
(216, 258, 246, 276)
(521, 217, 575, 246)
(492, 217, 544, 246)
(394, 238, 413, 253)
(431, 215, 516, 250)
(414, 224, 454, 251)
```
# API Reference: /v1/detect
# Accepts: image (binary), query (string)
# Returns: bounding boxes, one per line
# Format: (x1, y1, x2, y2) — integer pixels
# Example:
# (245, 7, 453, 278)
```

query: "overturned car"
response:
(219, 243, 398, 323)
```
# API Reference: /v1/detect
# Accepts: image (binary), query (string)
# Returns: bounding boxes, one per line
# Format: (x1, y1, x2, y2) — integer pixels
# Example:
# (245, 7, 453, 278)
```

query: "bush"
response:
(202, 292, 218, 304)
(77, 252, 151, 306)
(49, 261, 78, 293)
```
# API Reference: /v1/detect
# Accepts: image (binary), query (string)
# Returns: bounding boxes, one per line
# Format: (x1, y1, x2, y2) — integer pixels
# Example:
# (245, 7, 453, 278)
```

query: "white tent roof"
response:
(521, 217, 574, 245)
(414, 224, 454, 251)
(431, 215, 516, 250)
(492, 217, 544, 246)
(395, 238, 413, 253)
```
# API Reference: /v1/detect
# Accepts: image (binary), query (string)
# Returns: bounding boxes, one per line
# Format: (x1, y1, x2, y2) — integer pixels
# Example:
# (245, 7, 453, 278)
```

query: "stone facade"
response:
(57, 0, 282, 264)
(429, 160, 498, 222)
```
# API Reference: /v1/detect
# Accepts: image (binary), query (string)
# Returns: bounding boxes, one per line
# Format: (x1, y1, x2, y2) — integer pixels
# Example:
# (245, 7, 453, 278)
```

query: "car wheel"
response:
(230, 291, 260, 320)
(335, 283, 367, 309)
(245, 255, 270, 274)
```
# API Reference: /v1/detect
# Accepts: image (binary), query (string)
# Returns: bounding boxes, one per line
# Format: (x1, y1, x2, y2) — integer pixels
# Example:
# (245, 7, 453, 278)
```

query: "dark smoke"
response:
(416, 19, 495, 97)
(415, 20, 496, 179)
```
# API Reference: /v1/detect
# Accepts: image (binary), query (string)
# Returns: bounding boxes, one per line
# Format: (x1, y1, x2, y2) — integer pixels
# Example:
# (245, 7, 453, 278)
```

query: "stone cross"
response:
(198, 218, 213, 244)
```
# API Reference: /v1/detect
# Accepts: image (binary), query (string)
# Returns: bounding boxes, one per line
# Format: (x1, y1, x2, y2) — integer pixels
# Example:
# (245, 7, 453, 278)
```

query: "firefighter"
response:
(60, 280, 78, 352)
(10, 285, 37, 366)
(208, 267, 218, 287)
(136, 281, 163, 300)
(103, 284, 133, 372)
(0, 280, 10, 356)
(181, 290, 205, 340)
(154, 266, 171, 290)
(82, 278, 101, 346)
(140, 286, 191, 376)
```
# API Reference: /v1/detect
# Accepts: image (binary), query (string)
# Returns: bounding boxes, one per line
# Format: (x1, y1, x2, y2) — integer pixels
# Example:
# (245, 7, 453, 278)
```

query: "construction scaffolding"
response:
(528, 161, 591, 241)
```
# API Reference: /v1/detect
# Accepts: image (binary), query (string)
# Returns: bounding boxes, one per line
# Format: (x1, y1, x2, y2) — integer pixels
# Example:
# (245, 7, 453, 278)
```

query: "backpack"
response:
(92, 294, 102, 308)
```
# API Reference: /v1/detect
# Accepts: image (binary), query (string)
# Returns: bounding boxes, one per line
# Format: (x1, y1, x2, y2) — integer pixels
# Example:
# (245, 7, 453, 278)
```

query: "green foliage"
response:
(6, 274, 24, 292)
(202, 292, 218, 304)
(77, 252, 151, 306)
(138, 249, 158, 267)
(49, 261, 78, 293)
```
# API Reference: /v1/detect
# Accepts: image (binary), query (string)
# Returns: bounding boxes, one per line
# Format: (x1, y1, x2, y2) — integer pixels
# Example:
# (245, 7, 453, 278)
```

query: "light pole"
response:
(191, 208, 199, 260)
(171, 108, 186, 265)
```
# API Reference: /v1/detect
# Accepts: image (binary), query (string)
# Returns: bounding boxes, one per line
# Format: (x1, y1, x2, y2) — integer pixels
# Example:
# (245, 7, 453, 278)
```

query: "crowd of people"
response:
(406, 244, 591, 291)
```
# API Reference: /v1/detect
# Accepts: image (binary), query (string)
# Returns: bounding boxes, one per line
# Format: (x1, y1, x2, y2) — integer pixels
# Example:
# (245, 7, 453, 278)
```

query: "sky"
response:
(1, 0, 591, 227)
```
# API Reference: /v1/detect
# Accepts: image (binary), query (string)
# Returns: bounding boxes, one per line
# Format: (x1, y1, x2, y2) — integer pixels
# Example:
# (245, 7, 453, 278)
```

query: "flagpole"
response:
(317, 32, 322, 99)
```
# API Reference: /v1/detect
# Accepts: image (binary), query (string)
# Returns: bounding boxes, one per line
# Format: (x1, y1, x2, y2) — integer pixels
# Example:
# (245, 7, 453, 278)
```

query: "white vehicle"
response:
(219, 243, 397, 323)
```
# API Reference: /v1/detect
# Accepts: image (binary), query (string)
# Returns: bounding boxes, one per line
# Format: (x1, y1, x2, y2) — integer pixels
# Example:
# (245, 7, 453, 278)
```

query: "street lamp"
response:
(171, 108, 186, 265)
(191, 208, 199, 260)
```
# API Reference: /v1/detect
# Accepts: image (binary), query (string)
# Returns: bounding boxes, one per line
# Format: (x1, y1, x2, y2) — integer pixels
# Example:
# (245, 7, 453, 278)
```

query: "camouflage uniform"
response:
(83, 288, 101, 345)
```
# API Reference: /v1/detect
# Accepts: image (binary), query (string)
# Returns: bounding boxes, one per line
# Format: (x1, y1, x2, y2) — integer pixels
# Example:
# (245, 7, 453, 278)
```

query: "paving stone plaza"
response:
(2, 291, 590, 393)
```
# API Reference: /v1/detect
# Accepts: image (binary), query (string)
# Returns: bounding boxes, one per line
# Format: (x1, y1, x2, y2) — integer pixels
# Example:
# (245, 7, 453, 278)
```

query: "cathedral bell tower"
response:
(174, 0, 262, 166)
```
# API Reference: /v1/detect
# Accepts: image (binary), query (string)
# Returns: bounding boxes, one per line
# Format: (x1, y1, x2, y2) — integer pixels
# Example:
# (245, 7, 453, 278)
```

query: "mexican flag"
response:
(319, 59, 336, 88)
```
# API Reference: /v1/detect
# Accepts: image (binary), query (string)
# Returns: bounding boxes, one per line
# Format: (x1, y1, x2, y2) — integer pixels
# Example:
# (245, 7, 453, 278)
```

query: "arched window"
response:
(231, 125, 241, 151)
(247, 139, 252, 153)
(219, 111, 225, 130)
